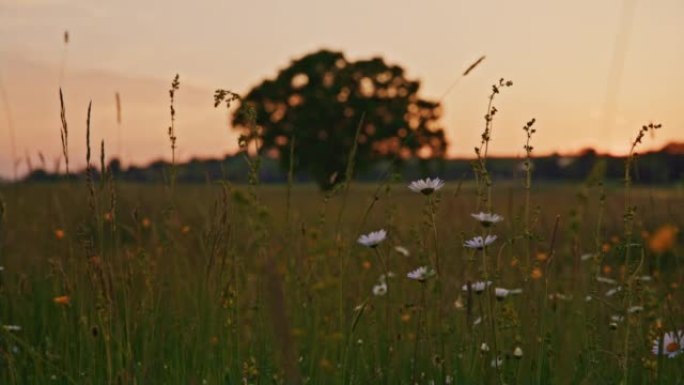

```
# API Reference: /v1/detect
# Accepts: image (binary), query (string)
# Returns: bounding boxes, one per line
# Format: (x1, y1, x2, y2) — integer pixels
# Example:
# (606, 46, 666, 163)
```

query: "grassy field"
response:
(0, 180, 682, 385)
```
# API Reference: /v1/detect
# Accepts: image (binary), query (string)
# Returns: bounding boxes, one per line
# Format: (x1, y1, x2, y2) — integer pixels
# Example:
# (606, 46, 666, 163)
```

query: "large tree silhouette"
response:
(232, 49, 447, 190)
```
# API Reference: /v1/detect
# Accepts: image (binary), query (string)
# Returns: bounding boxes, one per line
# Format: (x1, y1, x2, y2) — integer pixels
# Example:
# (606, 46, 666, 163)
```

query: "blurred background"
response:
(1, 0, 682, 183)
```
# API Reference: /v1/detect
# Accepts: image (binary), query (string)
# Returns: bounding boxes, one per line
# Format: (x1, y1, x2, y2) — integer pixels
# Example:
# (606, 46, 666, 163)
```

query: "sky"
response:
(1, 0, 683, 179)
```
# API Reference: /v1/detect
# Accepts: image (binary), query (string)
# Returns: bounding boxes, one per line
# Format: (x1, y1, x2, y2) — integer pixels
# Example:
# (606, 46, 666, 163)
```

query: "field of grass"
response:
(0, 179, 682, 384)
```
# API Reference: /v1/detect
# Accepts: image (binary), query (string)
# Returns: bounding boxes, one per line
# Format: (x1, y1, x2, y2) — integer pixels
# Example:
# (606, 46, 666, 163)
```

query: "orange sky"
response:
(1, 0, 683, 179)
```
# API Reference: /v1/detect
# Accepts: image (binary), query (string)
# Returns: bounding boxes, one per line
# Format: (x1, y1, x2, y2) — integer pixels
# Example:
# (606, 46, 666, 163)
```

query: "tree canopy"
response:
(232, 49, 447, 189)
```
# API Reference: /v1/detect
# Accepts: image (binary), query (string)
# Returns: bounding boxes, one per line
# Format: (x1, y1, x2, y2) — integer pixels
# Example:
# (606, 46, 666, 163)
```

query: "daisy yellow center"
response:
(666, 342, 680, 353)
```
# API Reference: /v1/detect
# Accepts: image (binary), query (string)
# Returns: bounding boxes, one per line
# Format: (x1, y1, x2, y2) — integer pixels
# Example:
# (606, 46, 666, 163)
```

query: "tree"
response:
(232, 49, 447, 190)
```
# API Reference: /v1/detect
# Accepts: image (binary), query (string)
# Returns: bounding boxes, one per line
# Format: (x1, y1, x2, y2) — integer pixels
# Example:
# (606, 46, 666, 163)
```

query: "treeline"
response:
(16, 144, 684, 185)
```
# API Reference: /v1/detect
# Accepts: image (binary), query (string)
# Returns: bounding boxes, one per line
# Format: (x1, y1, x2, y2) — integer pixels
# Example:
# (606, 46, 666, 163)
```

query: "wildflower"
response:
(361, 260, 371, 270)
(480, 342, 490, 352)
(54, 229, 65, 240)
(141, 217, 151, 228)
(490, 356, 504, 368)
(406, 266, 436, 282)
(611, 315, 624, 323)
(605, 286, 622, 297)
(495, 287, 522, 300)
(464, 235, 497, 250)
(181, 225, 191, 234)
(471, 212, 503, 227)
(394, 245, 410, 257)
(652, 330, 684, 358)
(378, 272, 395, 283)
(596, 276, 617, 285)
(549, 292, 572, 301)
(648, 224, 678, 254)
(473, 316, 482, 326)
(357, 229, 387, 248)
(53, 295, 70, 305)
(531, 267, 543, 279)
(372, 282, 388, 296)
(637, 275, 652, 282)
(628, 306, 644, 314)
(462, 281, 492, 294)
(513, 346, 523, 359)
(2, 325, 22, 332)
(580, 253, 595, 261)
(408, 177, 444, 195)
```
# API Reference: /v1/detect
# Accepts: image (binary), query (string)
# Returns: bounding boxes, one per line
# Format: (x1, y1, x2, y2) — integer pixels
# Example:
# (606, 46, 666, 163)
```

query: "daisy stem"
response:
(412, 283, 426, 385)
(428, 195, 440, 275)
(373, 247, 389, 277)
(655, 333, 664, 385)
(373, 246, 392, 375)
(622, 249, 645, 385)
(428, 194, 446, 379)
(482, 244, 503, 385)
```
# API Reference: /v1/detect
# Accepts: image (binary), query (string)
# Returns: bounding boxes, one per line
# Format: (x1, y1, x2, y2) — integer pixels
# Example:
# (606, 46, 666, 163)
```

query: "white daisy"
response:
(628, 306, 644, 314)
(408, 177, 445, 195)
(464, 235, 497, 250)
(513, 346, 523, 359)
(406, 266, 436, 282)
(372, 282, 388, 296)
(652, 330, 684, 358)
(549, 292, 572, 301)
(471, 212, 503, 227)
(580, 253, 596, 261)
(494, 287, 523, 300)
(490, 356, 504, 368)
(473, 316, 482, 326)
(461, 281, 492, 294)
(480, 342, 490, 352)
(605, 286, 623, 297)
(394, 245, 410, 257)
(378, 272, 395, 283)
(2, 325, 22, 332)
(596, 276, 618, 285)
(357, 229, 387, 248)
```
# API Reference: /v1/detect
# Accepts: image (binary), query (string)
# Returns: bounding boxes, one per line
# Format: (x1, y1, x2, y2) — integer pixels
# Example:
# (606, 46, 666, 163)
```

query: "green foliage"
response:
(0, 183, 682, 385)
(232, 49, 447, 190)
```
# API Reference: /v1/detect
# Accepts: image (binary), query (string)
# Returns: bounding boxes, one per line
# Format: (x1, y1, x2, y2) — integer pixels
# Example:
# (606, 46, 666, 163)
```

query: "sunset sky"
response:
(1, 0, 683, 179)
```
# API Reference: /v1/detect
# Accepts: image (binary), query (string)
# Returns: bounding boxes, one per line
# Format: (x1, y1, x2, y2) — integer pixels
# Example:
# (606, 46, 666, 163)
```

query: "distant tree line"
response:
(14, 144, 683, 185)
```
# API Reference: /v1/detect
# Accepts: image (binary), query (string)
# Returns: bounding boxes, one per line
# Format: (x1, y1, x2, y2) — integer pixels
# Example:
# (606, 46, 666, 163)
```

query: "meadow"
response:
(0, 74, 682, 385)
(0, 175, 682, 384)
